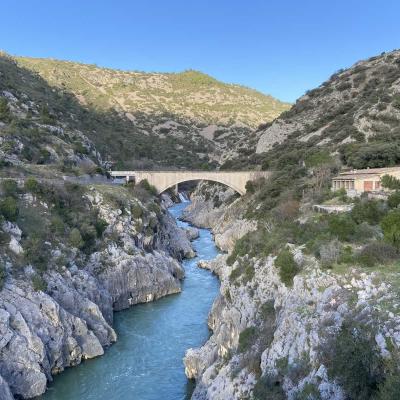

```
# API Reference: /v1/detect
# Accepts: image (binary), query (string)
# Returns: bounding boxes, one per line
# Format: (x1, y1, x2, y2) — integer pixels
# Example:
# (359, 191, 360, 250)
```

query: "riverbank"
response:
(0, 185, 194, 399)
(182, 182, 400, 400)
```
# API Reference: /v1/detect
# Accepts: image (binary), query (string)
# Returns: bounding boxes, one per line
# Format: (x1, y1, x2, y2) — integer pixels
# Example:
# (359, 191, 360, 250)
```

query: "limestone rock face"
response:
(0, 375, 13, 400)
(183, 184, 400, 400)
(0, 187, 193, 399)
(95, 248, 184, 311)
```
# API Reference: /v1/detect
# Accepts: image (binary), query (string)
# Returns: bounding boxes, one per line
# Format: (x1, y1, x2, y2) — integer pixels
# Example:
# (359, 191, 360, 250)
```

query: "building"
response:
(331, 166, 400, 196)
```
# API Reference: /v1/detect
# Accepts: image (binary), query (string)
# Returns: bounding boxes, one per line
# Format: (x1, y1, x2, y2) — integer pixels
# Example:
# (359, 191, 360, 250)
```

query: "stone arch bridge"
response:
(110, 170, 270, 195)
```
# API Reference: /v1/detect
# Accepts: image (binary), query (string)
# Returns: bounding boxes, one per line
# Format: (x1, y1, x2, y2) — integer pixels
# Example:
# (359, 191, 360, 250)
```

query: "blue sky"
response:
(1, 0, 399, 102)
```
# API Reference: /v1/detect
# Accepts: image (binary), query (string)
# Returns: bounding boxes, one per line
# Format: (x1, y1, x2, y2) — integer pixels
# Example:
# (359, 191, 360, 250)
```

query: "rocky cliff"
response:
(183, 183, 400, 400)
(0, 186, 193, 399)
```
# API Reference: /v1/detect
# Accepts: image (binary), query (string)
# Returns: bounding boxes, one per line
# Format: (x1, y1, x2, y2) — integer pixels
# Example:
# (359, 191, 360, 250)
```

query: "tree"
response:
(387, 191, 400, 209)
(245, 180, 256, 194)
(381, 210, 400, 248)
(328, 214, 356, 241)
(275, 249, 298, 286)
(381, 175, 400, 190)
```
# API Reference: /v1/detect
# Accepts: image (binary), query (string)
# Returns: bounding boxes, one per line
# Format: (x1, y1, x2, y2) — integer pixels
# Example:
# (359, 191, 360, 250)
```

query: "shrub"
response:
(294, 383, 321, 400)
(253, 374, 285, 400)
(320, 321, 384, 400)
(131, 203, 143, 218)
(340, 143, 400, 169)
(381, 175, 400, 190)
(376, 374, 400, 400)
(1, 179, 18, 197)
(327, 214, 356, 241)
(245, 180, 256, 194)
(238, 326, 258, 353)
(259, 300, 275, 321)
(31, 274, 48, 292)
(0, 98, 11, 122)
(138, 179, 158, 196)
(387, 191, 400, 209)
(0, 263, 6, 289)
(381, 210, 400, 248)
(356, 241, 398, 267)
(229, 259, 255, 285)
(351, 199, 386, 225)
(24, 235, 51, 271)
(273, 200, 300, 222)
(69, 228, 84, 249)
(275, 249, 298, 287)
(0, 197, 19, 221)
(95, 219, 108, 237)
(24, 177, 40, 194)
(50, 216, 66, 235)
(319, 239, 342, 267)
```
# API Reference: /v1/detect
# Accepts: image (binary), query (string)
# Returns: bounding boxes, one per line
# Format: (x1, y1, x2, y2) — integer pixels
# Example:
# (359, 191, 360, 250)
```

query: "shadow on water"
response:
(40, 201, 220, 400)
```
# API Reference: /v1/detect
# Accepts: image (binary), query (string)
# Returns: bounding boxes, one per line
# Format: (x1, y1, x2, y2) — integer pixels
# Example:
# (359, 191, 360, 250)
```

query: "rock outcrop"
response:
(183, 184, 400, 400)
(0, 187, 192, 399)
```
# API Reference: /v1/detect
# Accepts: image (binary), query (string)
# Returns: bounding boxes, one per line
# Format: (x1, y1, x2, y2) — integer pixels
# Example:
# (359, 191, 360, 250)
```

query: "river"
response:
(40, 201, 220, 400)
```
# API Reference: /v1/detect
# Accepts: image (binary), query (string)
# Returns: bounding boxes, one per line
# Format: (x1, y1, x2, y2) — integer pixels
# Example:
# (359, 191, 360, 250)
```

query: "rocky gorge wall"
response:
(0, 188, 193, 399)
(183, 183, 400, 400)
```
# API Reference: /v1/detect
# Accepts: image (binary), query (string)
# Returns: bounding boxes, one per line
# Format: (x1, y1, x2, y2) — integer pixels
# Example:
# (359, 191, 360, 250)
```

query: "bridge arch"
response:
(159, 177, 245, 195)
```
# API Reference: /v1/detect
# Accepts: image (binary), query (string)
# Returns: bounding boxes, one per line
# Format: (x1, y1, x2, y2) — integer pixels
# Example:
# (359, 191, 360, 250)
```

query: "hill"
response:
(12, 55, 290, 168)
(256, 50, 400, 168)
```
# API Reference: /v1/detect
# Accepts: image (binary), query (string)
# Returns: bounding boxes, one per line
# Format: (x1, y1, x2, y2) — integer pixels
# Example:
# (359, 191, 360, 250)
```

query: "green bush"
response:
(381, 175, 400, 190)
(376, 374, 400, 400)
(0, 98, 11, 122)
(275, 249, 298, 287)
(351, 199, 386, 225)
(24, 235, 51, 271)
(69, 228, 84, 249)
(1, 179, 18, 197)
(24, 177, 40, 194)
(340, 142, 400, 169)
(131, 203, 143, 218)
(356, 241, 398, 267)
(95, 219, 108, 237)
(253, 374, 285, 400)
(387, 191, 400, 209)
(294, 383, 321, 400)
(229, 258, 255, 285)
(0, 263, 6, 289)
(245, 180, 256, 194)
(320, 321, 384, 400)
(50, 216, 66, 235)
(138, 179, 158, 196)
(327, 214, 356, 241)
(238, 326, 258, 352)
(381, 210, 400, 248)
(31, 274, 48, 292)
(0, 197, 19, 221)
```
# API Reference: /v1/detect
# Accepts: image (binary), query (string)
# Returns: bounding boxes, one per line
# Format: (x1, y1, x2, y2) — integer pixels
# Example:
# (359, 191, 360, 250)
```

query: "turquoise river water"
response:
(40, 201, 220, 400)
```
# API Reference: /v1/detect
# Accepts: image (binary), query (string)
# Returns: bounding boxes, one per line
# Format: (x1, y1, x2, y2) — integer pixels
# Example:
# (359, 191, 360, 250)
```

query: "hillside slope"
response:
(256, 50, 400, 164)
(13, 55, 290, 167)
(183, 50, 400, 400)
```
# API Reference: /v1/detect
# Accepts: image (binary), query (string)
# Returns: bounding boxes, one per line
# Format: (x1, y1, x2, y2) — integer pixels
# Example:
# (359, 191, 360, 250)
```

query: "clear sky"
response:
(1, 0, 399, 102)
